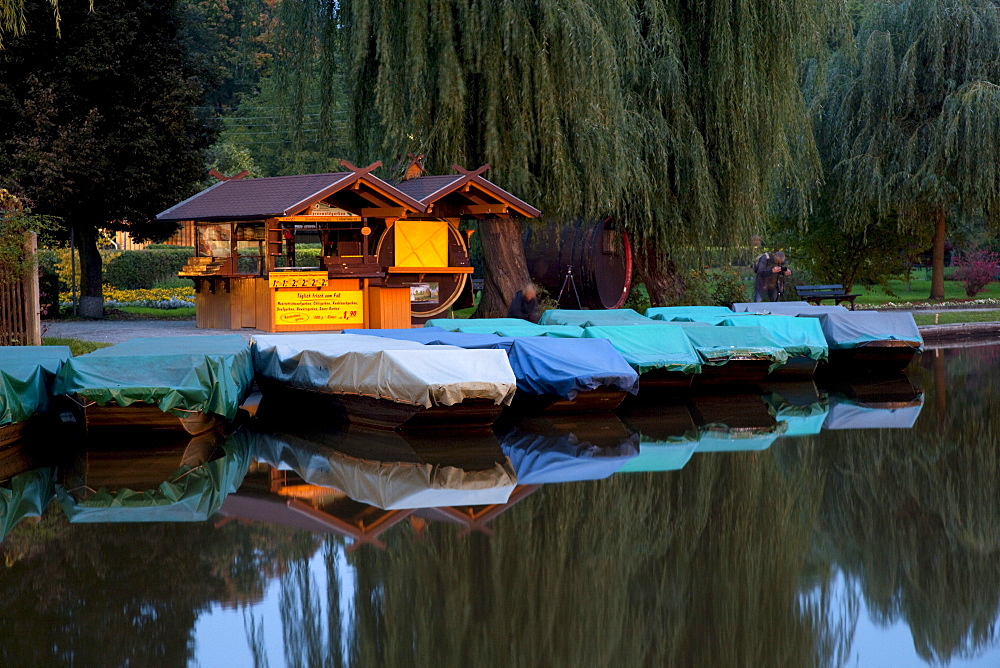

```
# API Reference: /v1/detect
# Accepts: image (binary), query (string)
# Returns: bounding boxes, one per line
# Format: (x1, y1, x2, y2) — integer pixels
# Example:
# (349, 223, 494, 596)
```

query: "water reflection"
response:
(6, 347, 1000, 665)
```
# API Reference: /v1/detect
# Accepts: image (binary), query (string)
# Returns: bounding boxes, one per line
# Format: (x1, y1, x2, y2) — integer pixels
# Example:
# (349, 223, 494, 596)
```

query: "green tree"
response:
(816, 0, 1000, 300)
(0, 0, 217, 318)
(335, 0, 842, 313)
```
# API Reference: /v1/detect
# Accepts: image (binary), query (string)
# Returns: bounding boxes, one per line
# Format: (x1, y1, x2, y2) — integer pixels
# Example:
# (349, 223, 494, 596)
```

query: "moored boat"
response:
(53, 336, 254, 435)
(679, 326, 789, 385)
(252, 333, 516, 429)
(580, 324, 702, 389)
(539, 308, 653, 327)
(0, 346, 72, 447)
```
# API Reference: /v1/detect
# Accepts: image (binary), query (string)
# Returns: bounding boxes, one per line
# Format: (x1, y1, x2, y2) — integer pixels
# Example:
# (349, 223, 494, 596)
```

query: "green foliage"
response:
(104, 250, 192, 289)
(682, 268, 751, 307)
(0, 188, 60, 286)
(42, 337, 112, 356)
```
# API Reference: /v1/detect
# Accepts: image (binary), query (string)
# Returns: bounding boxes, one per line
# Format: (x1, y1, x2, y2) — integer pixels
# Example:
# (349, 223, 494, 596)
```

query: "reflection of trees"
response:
(0, 510, 319, 664)
(272, 447, 847, 665)
(814, 351, 1000, 663)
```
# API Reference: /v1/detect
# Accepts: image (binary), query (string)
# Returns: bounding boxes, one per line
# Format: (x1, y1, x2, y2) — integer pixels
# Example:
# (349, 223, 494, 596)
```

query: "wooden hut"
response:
(157, 161, 540, 330)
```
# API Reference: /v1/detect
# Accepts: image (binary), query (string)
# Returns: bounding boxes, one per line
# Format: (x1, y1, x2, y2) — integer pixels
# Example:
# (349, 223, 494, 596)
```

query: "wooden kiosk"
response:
(156, 161, 540, 330)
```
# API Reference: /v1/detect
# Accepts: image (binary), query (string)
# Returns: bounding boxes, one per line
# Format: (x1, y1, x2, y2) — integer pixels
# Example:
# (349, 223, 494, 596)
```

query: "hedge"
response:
(104, 249, 193, 289)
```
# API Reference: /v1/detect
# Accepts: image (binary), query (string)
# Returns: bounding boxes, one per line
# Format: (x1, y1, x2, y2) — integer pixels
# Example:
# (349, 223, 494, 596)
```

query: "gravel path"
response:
(42, 319, 269, 343)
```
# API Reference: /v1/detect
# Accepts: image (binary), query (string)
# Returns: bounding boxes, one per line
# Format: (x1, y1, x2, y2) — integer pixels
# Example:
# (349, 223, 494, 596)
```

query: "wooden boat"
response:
(252, 333, 517, 430)
(0, 346, 73, 448)
(54, 335, 254, 435)
(681, 325, 792, 386)
(579, 324, 702, 391)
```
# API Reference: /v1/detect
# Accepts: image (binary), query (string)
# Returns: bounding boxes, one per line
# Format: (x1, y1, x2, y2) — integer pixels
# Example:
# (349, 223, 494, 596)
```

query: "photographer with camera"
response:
(753, 250, 792, 302)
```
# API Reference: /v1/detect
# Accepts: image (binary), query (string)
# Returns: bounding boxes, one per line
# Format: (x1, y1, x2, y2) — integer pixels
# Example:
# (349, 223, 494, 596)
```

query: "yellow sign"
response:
(394, 220, 448, 267)
(268, 271, 329, 289)
(274, 290, 364, 325)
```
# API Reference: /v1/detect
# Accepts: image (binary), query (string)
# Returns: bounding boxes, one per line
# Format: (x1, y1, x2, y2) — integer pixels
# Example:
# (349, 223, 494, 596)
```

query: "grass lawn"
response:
(857, 274, 1000, 305)
(911, 310, 1000, 326)
(42, 337, 113, 356)
(115, 306, 196, 318)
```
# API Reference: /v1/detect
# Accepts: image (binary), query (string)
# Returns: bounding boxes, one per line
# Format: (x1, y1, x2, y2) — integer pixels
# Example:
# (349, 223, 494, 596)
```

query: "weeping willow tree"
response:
(817, 0, 1000, 300)
(0, 0, 63, 46)
(335, 0, 841, 311)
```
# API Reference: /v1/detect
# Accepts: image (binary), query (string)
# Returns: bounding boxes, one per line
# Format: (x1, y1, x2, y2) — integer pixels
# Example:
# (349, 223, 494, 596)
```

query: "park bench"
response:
(795, 284, 860, 310)
(471, 278, 485, 292)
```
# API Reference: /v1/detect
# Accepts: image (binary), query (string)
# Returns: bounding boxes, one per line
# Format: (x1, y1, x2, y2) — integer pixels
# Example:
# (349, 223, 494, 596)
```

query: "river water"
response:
(1, 343, 998, 666)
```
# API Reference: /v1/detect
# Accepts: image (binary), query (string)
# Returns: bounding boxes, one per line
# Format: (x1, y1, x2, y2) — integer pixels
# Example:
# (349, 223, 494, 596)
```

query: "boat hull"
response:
(826, 341, 921, 373)
(74, 399, 222, 436)
(510, 387, 629, 414)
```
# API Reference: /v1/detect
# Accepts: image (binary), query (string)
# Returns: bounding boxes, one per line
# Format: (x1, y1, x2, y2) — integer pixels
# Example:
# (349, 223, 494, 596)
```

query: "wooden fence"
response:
(0, 233, 41, 346)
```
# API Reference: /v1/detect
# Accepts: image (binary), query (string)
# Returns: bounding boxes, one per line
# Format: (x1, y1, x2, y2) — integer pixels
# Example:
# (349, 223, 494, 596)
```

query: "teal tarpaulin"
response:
(761, 391, 829, 437)
(0, 467, 56, 540)
(694, 423, 787, 452)
(645, 306, 735, 321)
(493, 325, 586, 338)
(54, 336, 253, 420)
(581, 325, 702, 375)
(56, 430, 253, 523)
(0, 346, 71, 426)
(680, 326, 789, 371)
(717, 315, 828, 362)
(616, 439, 698, 473)
(539, 309, 653, 327)
(425, 318, 536, 331)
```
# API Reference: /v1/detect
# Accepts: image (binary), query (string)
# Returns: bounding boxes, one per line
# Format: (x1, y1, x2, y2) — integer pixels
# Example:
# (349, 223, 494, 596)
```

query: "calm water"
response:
(2, 344, 999, 666)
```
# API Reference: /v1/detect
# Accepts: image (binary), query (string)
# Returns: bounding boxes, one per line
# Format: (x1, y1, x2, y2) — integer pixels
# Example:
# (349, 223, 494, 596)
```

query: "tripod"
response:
(556, 264, 583, 309)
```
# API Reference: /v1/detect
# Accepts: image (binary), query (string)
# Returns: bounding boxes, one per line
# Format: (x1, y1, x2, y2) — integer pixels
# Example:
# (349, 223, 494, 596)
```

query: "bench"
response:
(471, 278, 485, 292)
(795, 284, 860, 310)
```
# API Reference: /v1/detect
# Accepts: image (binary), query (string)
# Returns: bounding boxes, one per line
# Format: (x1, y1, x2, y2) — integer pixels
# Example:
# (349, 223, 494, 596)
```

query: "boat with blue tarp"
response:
(53, 336, 253, 435)
(498, 416, 639, 483)
(425, 317, 538, 331)
(493, 325, 586, 338)
(252, 333, 516, 429)
(796, 310, 922, 371)
(0, 346, 72, 446)
(645, 305, 737, 321)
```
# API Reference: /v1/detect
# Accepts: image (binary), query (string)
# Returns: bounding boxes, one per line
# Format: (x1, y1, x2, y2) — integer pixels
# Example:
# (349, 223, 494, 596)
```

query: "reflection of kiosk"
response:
(156, 161, 540, 330)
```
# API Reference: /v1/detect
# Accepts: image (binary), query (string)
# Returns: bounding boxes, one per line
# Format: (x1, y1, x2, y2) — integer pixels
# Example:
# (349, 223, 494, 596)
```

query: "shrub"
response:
(709, 267, 749, 306)
(951, 250, 1000, 297)
(104, 249, 192, 289)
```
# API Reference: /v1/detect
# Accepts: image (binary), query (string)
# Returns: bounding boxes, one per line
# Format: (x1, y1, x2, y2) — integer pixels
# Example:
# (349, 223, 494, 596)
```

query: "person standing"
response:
(753, 250, 792, 302)
(508, 283, 540, 322)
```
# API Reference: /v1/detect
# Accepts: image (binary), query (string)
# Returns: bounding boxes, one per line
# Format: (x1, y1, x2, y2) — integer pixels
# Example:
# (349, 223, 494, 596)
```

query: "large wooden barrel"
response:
(523, 219, 633, 309)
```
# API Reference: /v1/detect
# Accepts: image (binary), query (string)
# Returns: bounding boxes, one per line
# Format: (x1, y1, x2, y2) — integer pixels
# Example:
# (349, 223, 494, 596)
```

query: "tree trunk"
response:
(473, 218, 532, 318)
(76, 226, 104, 319)
(930, 208, 946, 300)
(633, 241, 684, 306)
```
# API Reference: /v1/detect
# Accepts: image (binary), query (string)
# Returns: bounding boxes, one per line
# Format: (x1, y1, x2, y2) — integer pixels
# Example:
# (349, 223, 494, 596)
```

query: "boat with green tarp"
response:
(539, 308, 654, 327)
(0, 346, 72, 447)
(580, 324, 702, 388)
(53, 336, 254, 434)
(680, 326, 789, 384)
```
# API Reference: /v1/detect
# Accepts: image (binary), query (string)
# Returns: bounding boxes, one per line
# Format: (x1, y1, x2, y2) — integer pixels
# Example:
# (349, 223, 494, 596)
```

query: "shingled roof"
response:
(394, 167, 541, 218)
(157, 170, 427, 223)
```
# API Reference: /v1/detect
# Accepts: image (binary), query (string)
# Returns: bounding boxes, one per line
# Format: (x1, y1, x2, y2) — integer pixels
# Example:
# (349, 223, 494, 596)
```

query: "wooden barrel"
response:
(523, 219, 633, 309)
(375, 222, 471, 318)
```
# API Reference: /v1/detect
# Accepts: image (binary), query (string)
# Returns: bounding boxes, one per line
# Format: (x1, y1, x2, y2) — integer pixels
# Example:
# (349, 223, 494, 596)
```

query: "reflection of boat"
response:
(760, 382, 830, 437)
(0, 346, 71, 447)
(0, 467, 56, 540)
(821, 374, 924, 429)
(617, 402, 699, 472)
(252, 333, 516, 429)
(498, 415, 639, 483)
(689, 392, 787, 452)
(55, 429, 251, 522)
(54, 336, 253, 435)
(247, 423, 517, 509)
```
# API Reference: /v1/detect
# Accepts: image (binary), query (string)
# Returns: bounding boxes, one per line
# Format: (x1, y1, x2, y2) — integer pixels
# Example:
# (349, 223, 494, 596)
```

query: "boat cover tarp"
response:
(694, 424, 787, 452)
(252, 333, 517, 408)
(797, 311, 923, 350)
(822, 396, 923, 429)
(0, 346, 71, 425)
(680, 326, 789, 370)
(493, 325, 586, 338)
(350, 327, 446, 340)
(761, 392, 829, 437)
(581, 325, 702, 375)
(503, 337, 639, 398)
(616, 439, 698, 473)
(365, 333, 638, 399)
(425, 318, 537, 331)
(499, 426, 639, 483)
(645, 306, 736, 321)
(251, 428, 517, 509)
(54, 336, 253, 420)
(717, 315, 829, 361)
(0, 467, 55, 540)
(539, 309, 653, 327)
(56, 432, 253, 522)
(732, 301, 821, 313)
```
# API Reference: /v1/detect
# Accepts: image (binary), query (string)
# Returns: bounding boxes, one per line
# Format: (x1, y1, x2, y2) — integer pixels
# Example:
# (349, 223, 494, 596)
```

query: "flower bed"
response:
(60, 286, 196, 309)
(857, 298, 1000, 310)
